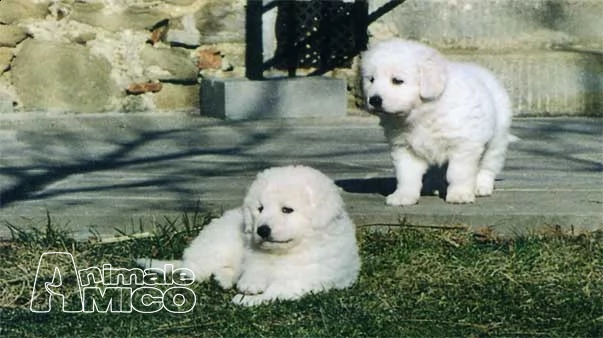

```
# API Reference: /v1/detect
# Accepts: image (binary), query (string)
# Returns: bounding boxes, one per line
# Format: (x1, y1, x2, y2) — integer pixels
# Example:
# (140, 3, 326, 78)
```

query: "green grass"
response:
(1, 214, 601, 338)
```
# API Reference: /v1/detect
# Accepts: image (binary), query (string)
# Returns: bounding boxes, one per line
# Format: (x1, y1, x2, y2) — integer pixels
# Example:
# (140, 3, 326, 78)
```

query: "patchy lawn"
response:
(1, 213, 601, 337)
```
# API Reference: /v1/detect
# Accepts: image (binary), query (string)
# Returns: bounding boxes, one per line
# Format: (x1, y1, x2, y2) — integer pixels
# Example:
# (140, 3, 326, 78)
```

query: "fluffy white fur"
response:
(361, 39, 513, 205)
(137, 165, 360, 306)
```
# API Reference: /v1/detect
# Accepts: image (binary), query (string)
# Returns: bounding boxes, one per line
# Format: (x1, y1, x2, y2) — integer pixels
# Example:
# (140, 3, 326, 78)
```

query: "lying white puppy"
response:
(137, 165, 360, 306)
(361, 39, 513, 205)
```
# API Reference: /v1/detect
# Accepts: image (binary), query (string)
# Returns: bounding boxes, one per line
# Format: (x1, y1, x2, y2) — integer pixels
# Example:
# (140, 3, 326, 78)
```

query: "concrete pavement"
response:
(0, 113, 601, 239)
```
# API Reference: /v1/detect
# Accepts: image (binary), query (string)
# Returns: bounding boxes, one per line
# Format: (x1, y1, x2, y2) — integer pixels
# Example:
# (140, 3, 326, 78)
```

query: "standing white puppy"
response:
(361, 39, 513, 205)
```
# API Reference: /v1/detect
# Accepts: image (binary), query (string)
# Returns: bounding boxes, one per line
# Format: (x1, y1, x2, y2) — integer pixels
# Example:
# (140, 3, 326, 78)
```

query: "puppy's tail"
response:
(135, 258, 182, 273)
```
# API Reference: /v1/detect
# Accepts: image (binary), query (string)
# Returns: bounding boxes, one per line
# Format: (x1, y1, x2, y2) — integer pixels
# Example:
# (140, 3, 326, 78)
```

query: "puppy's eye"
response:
(367, 76, 374, 84)
(281, 207, 294, 214)
(258, 205, 263, 213)
(392, 78, 404, 85)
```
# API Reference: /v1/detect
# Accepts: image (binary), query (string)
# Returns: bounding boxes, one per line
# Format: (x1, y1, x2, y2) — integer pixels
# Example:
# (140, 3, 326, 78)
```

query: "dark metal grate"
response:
(246, 0, 404, 79)
(272, 0, 368, 75)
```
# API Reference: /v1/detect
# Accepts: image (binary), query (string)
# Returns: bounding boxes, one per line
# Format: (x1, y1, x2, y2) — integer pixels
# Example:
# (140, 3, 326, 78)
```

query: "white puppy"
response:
(361, 39, 513, 205)
(137, 165, 360, 306)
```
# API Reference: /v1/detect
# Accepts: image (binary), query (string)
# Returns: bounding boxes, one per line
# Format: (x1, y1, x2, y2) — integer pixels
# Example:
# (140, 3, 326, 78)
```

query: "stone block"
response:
(0, 0, 49, 24)
(0, 25, 28, 47)
(165, 14, 200, 47)
(71, 3, 168, 32)
(194, 0, 245, 43)
(154, 83, 200, 111)
(140, 46, 198, 82)
(12, 40, 119, 113)
(201, 77, 347, 120)
(197, 48, 222, 69)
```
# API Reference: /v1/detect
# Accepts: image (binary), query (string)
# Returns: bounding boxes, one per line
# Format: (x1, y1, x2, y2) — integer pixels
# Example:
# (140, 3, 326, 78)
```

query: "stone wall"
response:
(0, 0, 246, 113)
(0, 0, 601, 115)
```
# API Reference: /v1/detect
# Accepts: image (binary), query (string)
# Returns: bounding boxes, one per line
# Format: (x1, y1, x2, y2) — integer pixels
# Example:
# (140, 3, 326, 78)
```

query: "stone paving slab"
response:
(0, 113, 601, 239)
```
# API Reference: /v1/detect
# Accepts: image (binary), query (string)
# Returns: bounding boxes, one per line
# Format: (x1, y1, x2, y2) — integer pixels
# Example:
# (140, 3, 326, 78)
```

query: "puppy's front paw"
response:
(236, 278, 266, 295)
(386, 191, 419, 206)
(475, 181, 494, 197)
(213, 268, 237, 290)
(475, 171, 495, 197)
(446, 186, 475, 204)
(232, 294, 250, 306)
(232, 293, 268, 307)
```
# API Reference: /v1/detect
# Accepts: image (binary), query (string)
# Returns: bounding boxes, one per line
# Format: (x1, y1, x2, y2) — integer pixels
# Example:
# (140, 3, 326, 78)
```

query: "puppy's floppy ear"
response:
(307, 183, 344, 229)
(242, 175, 263, 234)
(419, 51, 447, 100)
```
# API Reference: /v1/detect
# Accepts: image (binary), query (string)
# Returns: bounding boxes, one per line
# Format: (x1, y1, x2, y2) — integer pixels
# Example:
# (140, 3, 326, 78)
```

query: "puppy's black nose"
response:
(369, 95, 382, 108)
(256, 225, 271, 239)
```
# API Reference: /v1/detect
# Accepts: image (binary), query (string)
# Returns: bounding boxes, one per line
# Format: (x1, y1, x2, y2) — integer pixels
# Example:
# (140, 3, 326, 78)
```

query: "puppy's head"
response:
(361, 39, 447, 115)
(242, 165, 344, 252)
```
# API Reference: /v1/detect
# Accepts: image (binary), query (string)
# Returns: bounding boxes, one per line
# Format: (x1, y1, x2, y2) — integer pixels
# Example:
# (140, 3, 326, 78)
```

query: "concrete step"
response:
(370, 0, 603, 50)
(445, 51, 602, 117)
(0, 113, 601, 240)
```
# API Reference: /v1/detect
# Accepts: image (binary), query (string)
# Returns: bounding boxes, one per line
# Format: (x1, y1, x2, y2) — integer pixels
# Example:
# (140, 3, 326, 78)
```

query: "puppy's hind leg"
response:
(476, 73, 513, 197)
(476, 135, 509, 196)
(446, 143, 484, 204)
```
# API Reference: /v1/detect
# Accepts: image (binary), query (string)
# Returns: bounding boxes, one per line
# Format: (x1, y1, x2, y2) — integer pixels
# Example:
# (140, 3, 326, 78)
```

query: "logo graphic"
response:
(30, 252, 196, 313)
